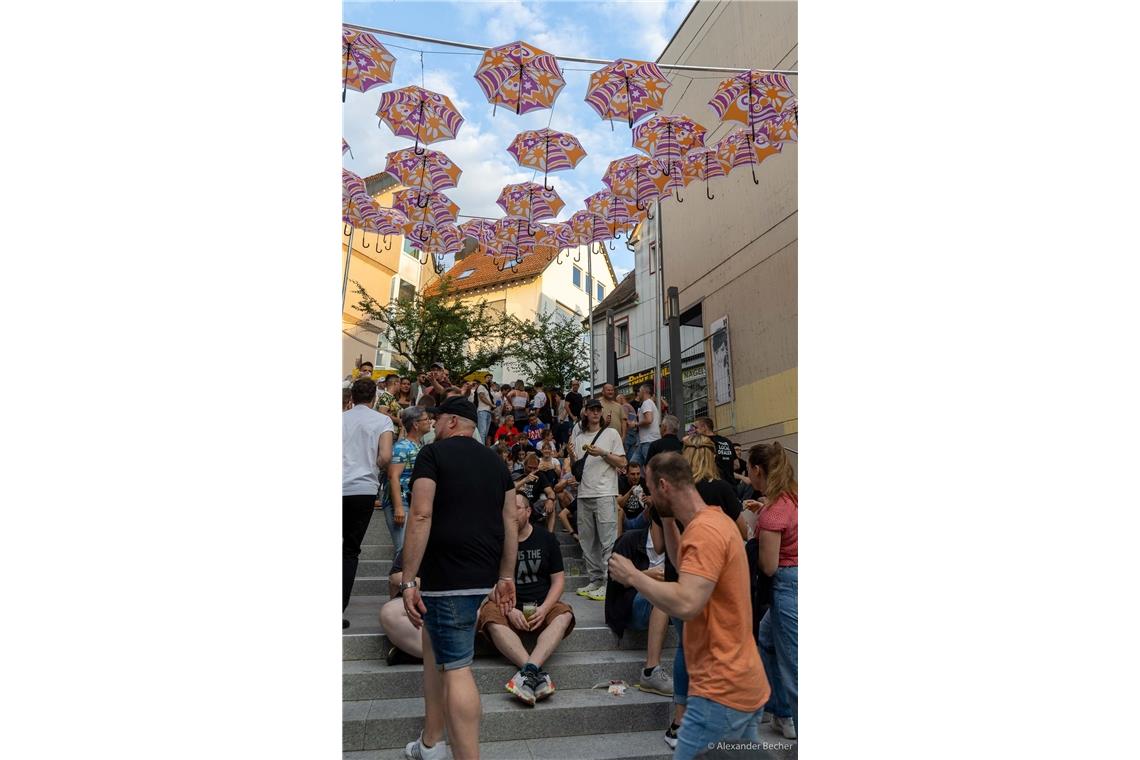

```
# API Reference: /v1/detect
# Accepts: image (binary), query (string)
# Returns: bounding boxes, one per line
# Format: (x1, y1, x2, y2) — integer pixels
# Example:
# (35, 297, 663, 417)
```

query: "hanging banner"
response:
(709, 316, 734, 405)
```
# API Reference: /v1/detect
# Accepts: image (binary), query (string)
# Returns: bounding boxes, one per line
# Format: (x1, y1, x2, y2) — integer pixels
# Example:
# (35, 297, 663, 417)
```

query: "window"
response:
(586, 274, 593, 294)
(649, 241, 657, 274)
(597, 283, 605, 301)
(402, 237, 419, 258)
(615, 317, 630, 358)
(398, 281, 416, 302)
(457, 268, 475, 279)
(486, 299, 506, 314)
(572, 266, 582, 288)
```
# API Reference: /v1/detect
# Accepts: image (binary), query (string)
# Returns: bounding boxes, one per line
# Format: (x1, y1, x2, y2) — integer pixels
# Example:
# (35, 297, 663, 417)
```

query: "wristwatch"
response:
(398, 579, 418, 592)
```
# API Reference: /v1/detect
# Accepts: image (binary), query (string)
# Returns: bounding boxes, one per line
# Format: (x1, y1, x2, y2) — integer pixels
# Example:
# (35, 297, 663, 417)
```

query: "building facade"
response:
(654, 0, 798, 458)
(429, 242, 617, 385)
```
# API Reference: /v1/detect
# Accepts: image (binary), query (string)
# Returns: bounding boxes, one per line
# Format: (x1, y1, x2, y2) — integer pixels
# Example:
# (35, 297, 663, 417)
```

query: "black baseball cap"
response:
(426, 396, 478, 423)
(584, 398, 603, 410)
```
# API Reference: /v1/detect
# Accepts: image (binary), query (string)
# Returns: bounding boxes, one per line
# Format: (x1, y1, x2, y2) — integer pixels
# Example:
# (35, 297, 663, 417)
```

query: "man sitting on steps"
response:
(477, 492, 576, 706)
(377, 549, 423, 666)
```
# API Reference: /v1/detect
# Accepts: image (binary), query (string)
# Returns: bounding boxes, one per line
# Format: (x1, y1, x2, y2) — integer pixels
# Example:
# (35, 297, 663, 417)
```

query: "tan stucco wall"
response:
(658, 0, 797, 455)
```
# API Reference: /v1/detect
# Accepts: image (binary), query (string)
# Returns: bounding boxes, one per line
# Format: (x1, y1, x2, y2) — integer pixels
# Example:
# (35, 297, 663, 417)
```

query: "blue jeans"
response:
(624, 512, 649, 531)
(378, 503, 405, 554)
(631, 441, 652, 466)
(673, 696, 763, 760)
(757, 565, 798, 726)
(630, 592, 653, 631)
(422, 594, 485, 671)
(672, 616, 688, 706)
(477, 410, 492, 443)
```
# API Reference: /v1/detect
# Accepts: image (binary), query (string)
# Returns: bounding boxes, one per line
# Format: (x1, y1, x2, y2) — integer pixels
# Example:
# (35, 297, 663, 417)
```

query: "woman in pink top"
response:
(744, 441, 798, 739)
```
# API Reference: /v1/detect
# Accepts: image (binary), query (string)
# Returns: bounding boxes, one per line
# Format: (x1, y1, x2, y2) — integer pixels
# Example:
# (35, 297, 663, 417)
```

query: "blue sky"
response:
(342, 0, 697, 277)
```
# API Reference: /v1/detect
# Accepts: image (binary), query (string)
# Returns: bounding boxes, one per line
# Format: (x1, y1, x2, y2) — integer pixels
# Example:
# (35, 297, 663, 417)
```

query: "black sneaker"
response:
(521, 670, 543, 707)
(664, 723, 679, 749)
(386, 646, 423, 667)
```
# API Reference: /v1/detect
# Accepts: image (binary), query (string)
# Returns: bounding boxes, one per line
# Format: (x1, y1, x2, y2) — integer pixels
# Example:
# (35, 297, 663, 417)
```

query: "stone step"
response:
(350, 575, 592, 598)
(343, 687, 673, 751)
(343, 726, 796, 759)
(344, 648, 677, 700)
(342, 729, 675, 759)
(363, 515, 584, 546)
(344, 622, 676, 662)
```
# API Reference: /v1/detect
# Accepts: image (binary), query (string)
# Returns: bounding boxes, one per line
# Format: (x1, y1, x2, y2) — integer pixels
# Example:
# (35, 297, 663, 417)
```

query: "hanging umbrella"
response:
(342, 138, 352, 158)
(353, 207, 409, 252)
(474, 40, 565, 116)
(716, 128, 783, 185)
(496, 181, 564, 233)
(760, 104, 798, 144)
(377, 86, 465, 155)
(506, 128, 587, 191)
(343, 27, 396, 102)
(681, 147, 731, 200)
(584, 190, 642, 247)
(384, 148, 462, 207)
(707, 70, 796, 145)
(458, 218, 501, 256)
(602, 155, 664, 216)
(632, 114, 707, 182)
(342, 169, 380, 229)
(569, 209, 609, 247)
(392, 188, 460, 228)
(403, 221, 463, 257)
(584, 59, 672, 128)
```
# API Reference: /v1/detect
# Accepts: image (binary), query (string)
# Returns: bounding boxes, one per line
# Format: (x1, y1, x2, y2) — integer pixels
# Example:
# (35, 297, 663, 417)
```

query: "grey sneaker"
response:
(637, 665, 674, 697)
(576, 580, 601, 597)
(534, 671, 555, 701)
(506, 669, 536, 706)
(404, 731, 448, 759)
(772, 715, 797, 740)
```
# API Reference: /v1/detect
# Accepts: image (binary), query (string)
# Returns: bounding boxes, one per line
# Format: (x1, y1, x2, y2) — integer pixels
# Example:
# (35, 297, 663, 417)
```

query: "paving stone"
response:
(343, 700, 370, 751)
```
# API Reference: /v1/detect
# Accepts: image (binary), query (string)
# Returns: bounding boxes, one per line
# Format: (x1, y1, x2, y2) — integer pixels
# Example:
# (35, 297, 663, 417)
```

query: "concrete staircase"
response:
(344, 512, 796, 759)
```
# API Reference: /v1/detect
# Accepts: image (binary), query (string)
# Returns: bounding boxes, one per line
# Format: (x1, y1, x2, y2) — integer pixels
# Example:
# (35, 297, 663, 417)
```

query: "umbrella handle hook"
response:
(544, 174, 555, 192)
(675, 188, 684, 203)
(625, 239, 637, 253)
(384, 234, 393, 251)
(646, 203, 655, 221)
(343, 223, 352, 236)
(361, 231, 372, 249)
(417, 192, 430, 209)
(608, 238, 615, 251)
(574, 248, 581, 263)
(706, 180, 715, 201)
(751, 164, 760, 185)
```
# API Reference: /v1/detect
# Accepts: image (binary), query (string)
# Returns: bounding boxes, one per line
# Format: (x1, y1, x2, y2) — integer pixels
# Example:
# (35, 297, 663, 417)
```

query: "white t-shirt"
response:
(470, 383, 494, 412)
(343, 404, 395, 495)
(637, 398, 662, 444)
(532, 390, 547, 410)
(572, 426, 625, 498)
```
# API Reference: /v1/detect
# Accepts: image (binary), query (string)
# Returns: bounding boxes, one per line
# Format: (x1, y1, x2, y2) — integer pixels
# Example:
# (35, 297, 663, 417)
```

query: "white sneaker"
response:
(772, 715, 797, 740)
(404, 732, 449, 759)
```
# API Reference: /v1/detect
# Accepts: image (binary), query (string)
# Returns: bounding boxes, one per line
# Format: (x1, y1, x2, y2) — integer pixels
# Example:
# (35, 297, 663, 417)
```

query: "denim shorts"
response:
(673, 695, 763, 760)
(421, 594, 485, 671)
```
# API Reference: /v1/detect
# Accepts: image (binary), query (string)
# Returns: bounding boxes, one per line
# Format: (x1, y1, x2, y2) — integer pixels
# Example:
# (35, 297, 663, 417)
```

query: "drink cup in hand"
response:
(523, 603, 537, 620)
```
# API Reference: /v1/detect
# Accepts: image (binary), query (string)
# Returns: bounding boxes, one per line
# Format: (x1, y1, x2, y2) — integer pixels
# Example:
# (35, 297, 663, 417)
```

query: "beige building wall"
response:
(657, 0, 797, 461)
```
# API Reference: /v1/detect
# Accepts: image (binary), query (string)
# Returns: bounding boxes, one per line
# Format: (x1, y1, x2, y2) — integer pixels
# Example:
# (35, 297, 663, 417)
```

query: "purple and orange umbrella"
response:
(716, 127, 783, 185)
(474, 41, 565, 116)
(343, 27, 396, 102)
(584, 59, 672, 129)
(507, 127, 587, 191)
(384, 148, 462, 208)
(707, 70, 796, 145)
(377, 86, 465, 155)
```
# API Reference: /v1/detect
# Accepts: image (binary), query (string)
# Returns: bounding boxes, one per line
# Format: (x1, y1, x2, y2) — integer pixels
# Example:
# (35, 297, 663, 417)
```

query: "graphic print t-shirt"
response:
(710, 434, 736, 483)
(618, 474, 647, 519)
(516, 468, 557, 506)
(514, 524, 564, 605)
(409, 436, 514, 593)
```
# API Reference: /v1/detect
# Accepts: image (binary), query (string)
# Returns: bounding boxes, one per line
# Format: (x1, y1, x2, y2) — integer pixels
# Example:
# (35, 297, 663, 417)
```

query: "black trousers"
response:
(343, 494, 375, 611)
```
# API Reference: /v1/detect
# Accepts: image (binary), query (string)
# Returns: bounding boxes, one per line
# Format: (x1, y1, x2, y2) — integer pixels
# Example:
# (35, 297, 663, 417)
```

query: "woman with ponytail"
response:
(746, 441, 798, 740)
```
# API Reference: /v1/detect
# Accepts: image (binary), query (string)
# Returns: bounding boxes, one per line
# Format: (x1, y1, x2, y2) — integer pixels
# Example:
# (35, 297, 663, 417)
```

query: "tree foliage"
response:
(352, 278, 521, 379)
(508, 309, 590, 390)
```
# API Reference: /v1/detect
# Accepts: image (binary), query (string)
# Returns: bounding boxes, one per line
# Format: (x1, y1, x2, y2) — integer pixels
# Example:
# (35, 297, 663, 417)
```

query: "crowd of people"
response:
(342, 361, 798, 760)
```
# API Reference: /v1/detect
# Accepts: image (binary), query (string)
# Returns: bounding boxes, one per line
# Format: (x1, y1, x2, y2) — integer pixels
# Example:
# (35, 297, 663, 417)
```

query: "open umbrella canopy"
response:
(402, 221, 463, 257)
(392, 188, 460, 227)
(458, 218, 501, 256)
(377, 86, 465, 154)
(761, 105, 798, 144)
(474, 40, 565, 116)
(343, 27, 396, 100)
(681, 147, 731, 199)
(506, 128, 587, 190)
(716, 127, 783, 185)
(496, 181, 565, 223)
(584, 59, 672, 127)
(584, 190, 643, 230)
(342, 138, 351, 156)
(632, 114, 707, 177)
(342, 169, 379, 227)
(602, 155, 664, 212)
(384, 148, 462, 200)
(707, 70, 796, 144)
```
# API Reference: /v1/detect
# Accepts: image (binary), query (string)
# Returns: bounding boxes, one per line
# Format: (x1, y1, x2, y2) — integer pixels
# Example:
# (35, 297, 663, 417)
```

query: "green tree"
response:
(508, 310, 589, 389)
(352, 277, 521, 379)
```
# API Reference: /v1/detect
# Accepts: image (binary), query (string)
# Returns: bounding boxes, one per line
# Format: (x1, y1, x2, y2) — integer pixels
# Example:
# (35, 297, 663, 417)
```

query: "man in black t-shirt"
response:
(695, 416, 736, 483)
(617, 460, 649, 536)
(476, 492, 576, 706)
(565, 380, 583, 423)
(514, 452, 558, 532)
(398, 396, 518, 760)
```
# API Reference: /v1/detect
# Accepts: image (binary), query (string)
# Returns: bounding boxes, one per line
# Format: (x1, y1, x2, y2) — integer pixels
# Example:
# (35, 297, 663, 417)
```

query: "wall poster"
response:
(709, 316, 734, 406)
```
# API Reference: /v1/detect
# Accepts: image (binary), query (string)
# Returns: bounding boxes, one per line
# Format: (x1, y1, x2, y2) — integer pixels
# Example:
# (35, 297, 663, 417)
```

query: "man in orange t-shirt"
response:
(609, 451, 768, 760)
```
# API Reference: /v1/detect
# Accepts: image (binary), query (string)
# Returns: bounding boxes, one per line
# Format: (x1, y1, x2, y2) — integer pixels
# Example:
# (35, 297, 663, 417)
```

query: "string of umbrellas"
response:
(341, 29, 798, 274)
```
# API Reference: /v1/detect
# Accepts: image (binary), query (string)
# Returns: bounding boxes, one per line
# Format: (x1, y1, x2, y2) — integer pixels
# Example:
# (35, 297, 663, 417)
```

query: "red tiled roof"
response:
(424, 250, 553, 296)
